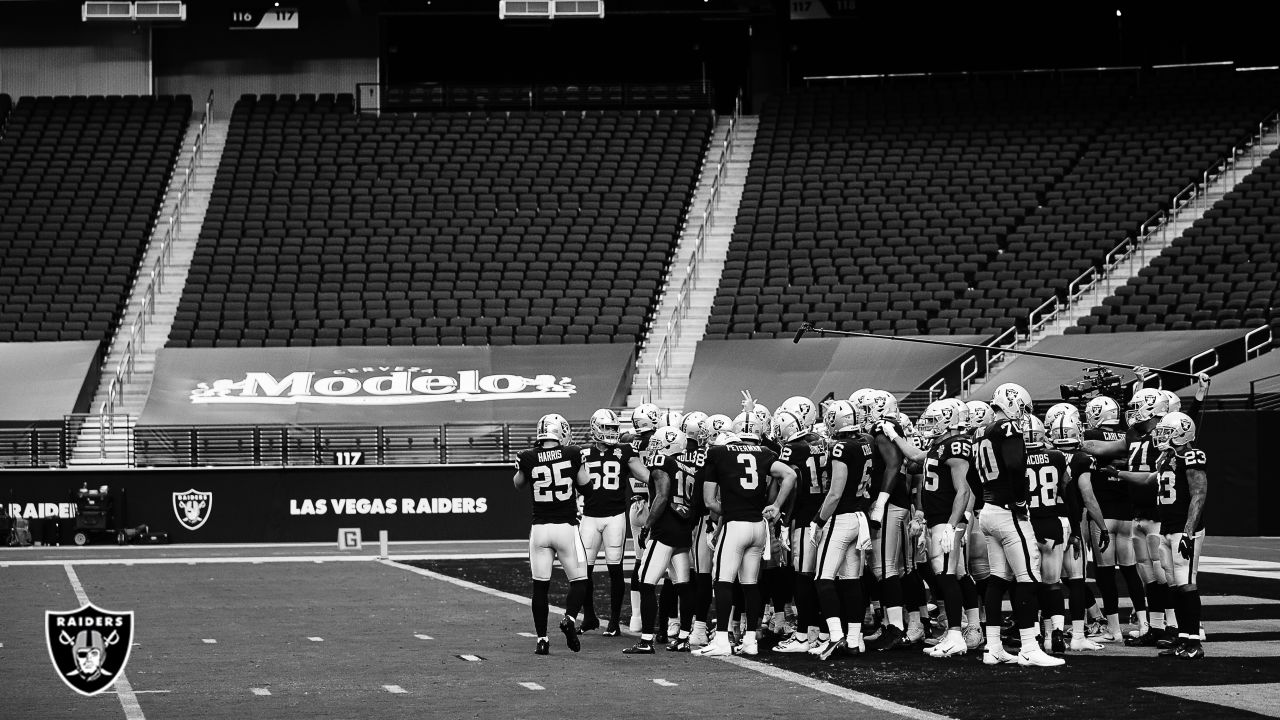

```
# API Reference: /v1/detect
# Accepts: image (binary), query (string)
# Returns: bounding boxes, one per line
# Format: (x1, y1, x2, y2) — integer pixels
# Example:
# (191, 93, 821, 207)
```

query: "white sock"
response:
(773, 611, 786, 627)
(1019, 627, 1039, 653)
(1042, 618, 1054, 640)
(1052, 615, 1065, 631)
(641, 633, 654, 641)
(1151, 613, 1165, 630)
(965, 607, 981, 626)
(1137, 609, 1149, 627)
(849, 623, 863, 647)
(985, 626, 1002, 651)
(1107, 613, 1121, 635)
(539, 636, 548, 642)
(678, 629, 690, 639)
(1071, 619, 1085, 637)
(693, 620, 707, 635)
(825, 617, 844, 640)
(630, 591, 641, 615)
(714, 630, 731, 646)
(908, 610, 922, 627)
(887, 606, 904, 629)
(1166, 609, 1178, 628)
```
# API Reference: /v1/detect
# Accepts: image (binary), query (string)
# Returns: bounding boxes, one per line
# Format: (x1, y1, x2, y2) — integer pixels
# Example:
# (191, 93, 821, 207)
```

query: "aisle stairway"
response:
(627, 116, 758, 410)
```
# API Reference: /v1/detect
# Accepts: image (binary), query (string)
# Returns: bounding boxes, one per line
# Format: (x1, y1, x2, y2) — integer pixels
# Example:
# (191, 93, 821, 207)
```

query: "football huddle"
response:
(511, 381, 1208, 666)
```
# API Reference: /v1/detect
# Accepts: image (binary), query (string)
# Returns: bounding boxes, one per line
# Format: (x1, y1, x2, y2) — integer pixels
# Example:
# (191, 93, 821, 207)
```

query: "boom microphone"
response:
(792, 322, 811, 344)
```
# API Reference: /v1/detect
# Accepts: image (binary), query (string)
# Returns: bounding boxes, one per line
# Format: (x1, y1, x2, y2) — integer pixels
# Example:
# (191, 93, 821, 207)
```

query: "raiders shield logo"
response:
(46, 603, 135, 696)
(173, 489, 213, 530)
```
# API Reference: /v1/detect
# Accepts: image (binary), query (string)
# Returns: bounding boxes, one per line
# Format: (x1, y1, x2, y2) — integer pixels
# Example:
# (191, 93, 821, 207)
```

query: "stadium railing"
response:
(99, 91, 214, 418)
(354, 81, 714, 115)
(645, 89, 742, 402)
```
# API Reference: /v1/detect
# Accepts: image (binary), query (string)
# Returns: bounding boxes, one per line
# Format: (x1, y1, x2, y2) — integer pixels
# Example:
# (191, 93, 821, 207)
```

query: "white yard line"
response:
(251, 688, 271, 696)
(379, 559, 952, 720)
(307, 637, 324, 642)
(414, 634, 433, 640)
(518, 682, 545, 691)
(63, 564, 146, 720)
(653, 679, 678, 687)
(383, 685, 408, 694)
(202, 639, 217, 644)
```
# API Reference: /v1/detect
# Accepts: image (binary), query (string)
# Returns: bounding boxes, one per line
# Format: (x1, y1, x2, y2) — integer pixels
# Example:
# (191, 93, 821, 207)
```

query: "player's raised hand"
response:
(740, 389, 756, 415)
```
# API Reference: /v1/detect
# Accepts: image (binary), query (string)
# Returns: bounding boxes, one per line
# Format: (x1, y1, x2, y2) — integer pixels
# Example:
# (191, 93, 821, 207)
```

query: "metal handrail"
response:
(1189, 349, 1219, 376)
(644, 89, 742, 401)
(1025, 107, 1280, 340)
(1245, 325, 1272, 359)
(99, 91, 213, 416)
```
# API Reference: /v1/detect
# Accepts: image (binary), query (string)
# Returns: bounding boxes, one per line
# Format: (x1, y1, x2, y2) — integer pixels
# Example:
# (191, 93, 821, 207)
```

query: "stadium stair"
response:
(627, 116, 758, 410)
(73, 115, 228, 465)
(966, 125, 1280, 394)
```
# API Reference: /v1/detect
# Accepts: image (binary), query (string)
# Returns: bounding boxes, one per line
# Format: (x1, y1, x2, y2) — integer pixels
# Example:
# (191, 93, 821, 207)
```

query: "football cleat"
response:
(580, 616, 600, 634)
(689, 627, 709, 647)
(1158, 641, 1186, 658)
(1018, 648, 1066, 667)
(623, 640, 655, 655)
(1156, 626, 1180, 648)
(693, 641, 733, 657)
(602, 622, 622, 637)
(775, 636, 813, 653)
(654, 628, 668, 645)
(983, 647, 1018, 665)
(927, 637, 967, 658)
(1095, 629, 1125, 643)
(1125, 630, 1161, 647)
(665, 637, 691, 653)
(535, 638, 550, 655)
(734, 640, 759, 657)
(1069, 636, 1106, 651)
(560, 615, 581, 653)
(963, 624, 985, 651)
(873, 625, 907, 652)
(1085, 620, 1106, 638)
(1125, 621, 1150, 640)
(1051, 629, 1067, 654)
(905, 620, 927, 646)
(811, 636, 847, 661)
(1180, 643, 1205, 659)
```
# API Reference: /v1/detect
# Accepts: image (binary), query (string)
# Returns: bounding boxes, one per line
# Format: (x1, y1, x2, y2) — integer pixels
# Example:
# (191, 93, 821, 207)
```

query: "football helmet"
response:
(855, 390, 898, 431)
(1153, 411, 1196, 450)
(1127, 388, 1170, 427)
(942, 398, 970, 432)
(779, 396, 820, 428)
(991, 383, 1033, 421)
(589, 408, 621, 445)
(812, 421, 831, 451)
(647, 426, 689, 463)
(1046, 413, 1083, 450)
(679, 410, 710, 445)
(1161, 390, 1182, 415)
(1084, 396, 1121, 429)
(773, 411, 808, 444)
(535, 414, 571, 445)
(965, 400, 994, 430)
(1022, 414, 1047, 449)
(709, 431, 738, 446)
(732, 406, 770, 441)
(897, 412, 916, 436)
(706, 413, 733, 435)
(916, 401, 949, 439)
(1045, 403, 1081, 430)
(824, 400, 860, 436)
(631, 403, 661, 433)
(660, 409, 685, 430)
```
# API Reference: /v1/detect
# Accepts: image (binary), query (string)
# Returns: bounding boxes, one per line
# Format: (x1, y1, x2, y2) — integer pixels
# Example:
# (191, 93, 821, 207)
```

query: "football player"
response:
(1078, 394, 1138, 642)
(1022, 414, 1070, 654)
(1046, 412, 1110, 651)
(625, 403, 662, 633)
(624, 426, 702, 654)
(1083, 387, 1167, 644)
(914, 400, 974, 657)
(694, 394, 797, 657)
(772, 410, 828, 653)
(513, 415, 592, 655)
(963, 399, 994, 645)
(578, 409, 649, 636)
(807, 400, 875, 660)
(675, 411, 714, 647)
(976, 384, 1064, 666)
(1105, 411, 1207, 658)
(860, 390, 911, 651)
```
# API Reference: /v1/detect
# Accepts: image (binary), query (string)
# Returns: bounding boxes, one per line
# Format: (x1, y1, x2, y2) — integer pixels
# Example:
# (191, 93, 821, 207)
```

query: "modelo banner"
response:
(0, 465, 532, 543)
(138, 344, 635, 426)
(0, 341, 101, 423)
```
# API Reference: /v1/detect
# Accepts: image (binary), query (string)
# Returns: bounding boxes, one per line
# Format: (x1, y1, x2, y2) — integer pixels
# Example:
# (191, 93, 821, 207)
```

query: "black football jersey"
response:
(828, 436, 874, 516)
(1126, 426, 1160, 519)
(627, 430, 655, 495)
(1025, 448, 1068, 519)
(706, 443, 778, 522)
(1155, 445, 1207, 532)
(650, 448, 704, 548)
(517, 444, 584, 525)
(779, 439, 826, 526)
(1084, 426, 1131, 519)
(1065, 450, 1095, 521)
(581, 444, 635, 518)
(977, 419, 1027, 507)
(922, 436, 972, 525)
(870, 419, 911, 508)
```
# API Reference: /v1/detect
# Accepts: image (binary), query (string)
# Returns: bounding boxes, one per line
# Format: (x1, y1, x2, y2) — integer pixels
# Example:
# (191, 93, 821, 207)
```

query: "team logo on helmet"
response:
(173, 489, 213, 531)
(46, 603, 135, 696)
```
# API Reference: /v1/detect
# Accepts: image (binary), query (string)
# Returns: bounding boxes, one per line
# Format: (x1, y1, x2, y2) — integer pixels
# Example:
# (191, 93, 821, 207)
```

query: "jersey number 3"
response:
(737, 453, 759, 490)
